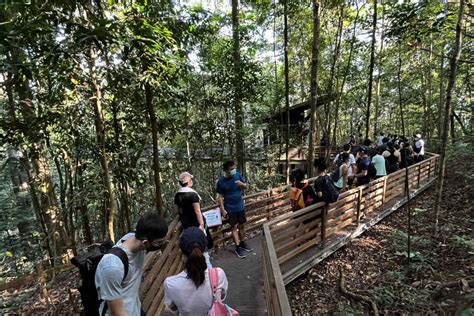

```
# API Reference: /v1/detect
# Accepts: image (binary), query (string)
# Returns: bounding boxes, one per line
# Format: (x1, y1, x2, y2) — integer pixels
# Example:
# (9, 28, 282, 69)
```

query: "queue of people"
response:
(291, 133, 426, 209)
(93, 135, 425, 315)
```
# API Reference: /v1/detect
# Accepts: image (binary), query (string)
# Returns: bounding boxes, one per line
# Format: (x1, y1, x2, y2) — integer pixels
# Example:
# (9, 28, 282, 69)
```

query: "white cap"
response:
(178, 172, 193, 184)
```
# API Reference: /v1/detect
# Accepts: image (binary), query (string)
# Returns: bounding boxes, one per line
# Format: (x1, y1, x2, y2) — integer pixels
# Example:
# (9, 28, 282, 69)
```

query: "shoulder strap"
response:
(107, 247, 129, 281)
(209, 268, 219, 297)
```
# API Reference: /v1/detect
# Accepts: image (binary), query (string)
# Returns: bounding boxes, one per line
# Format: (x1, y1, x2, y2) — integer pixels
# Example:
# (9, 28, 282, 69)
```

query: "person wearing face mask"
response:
(95, 213, 168, 316)
(216, 160, 253, 258)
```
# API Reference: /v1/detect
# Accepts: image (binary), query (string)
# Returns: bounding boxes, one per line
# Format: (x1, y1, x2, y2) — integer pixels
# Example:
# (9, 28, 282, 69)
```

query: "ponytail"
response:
(185, 247, 207, 288)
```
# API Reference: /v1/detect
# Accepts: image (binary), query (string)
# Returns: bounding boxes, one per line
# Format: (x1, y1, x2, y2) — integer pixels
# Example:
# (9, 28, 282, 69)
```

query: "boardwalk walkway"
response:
(210, 236, 266, 316)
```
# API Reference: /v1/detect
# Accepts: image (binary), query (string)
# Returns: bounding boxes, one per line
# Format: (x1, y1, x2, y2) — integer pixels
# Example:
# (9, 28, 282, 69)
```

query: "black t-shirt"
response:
(174, 192, 202, 229)
(313, 176, 326, 204)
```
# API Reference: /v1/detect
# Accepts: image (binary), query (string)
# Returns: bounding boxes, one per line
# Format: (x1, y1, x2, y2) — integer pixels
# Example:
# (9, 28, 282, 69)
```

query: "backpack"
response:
(331, 164, 342, 183)
(323, 176, 339, 204)
(368, 161, 377, 179)
(71, 240, 129, 316)
(290, 182, 307, 211)
(209, 268, 238, 316)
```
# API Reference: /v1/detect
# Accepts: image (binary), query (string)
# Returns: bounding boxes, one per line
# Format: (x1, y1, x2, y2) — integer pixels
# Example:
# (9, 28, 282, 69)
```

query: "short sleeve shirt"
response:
(313, 176, 326, 204)
(95, 233, 145, 316)
(357, 157, 370, 185)
(175, 192, 201, 229)
(216, 173, 245, 213)
(372, 154, 387, 176)
(164, 268, 228, 316)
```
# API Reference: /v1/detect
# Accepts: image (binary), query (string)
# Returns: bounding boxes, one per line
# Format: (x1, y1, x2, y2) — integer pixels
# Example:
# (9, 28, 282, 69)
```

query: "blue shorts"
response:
(228, 209, 246, 227)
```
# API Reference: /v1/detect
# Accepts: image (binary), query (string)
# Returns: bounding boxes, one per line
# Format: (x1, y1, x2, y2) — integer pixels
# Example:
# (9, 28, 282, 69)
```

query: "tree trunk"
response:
(450, 111, 456, 144)
(373, 1, 385, 135)
(365, 0, 377, 140)
(398, 44, 405, 137)
(88, 52, 117, 242)
(324, 5, 344, 162)
(145, 82, 164, 217)
(232, 0, 245, 176)
(434, 0, 464, 235)
(76, 163, 93, 245)
(332, 3, 360, 152)
(437, 53, 445, 142)
(283, 0, 291, 182)
(307, 0, 321, 178)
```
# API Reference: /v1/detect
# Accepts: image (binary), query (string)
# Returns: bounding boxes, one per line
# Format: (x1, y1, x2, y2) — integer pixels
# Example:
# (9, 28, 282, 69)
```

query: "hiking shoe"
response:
(240, 241, 253, 252)
(235, 246, 247, 258)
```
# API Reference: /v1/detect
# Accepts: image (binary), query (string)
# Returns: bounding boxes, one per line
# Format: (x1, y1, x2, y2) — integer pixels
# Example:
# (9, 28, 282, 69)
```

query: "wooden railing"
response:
(261, 153, 440, 315)
(139, 178, 300, 315)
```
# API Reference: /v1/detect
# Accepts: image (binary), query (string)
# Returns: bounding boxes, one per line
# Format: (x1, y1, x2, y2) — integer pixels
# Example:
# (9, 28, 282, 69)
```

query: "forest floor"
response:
(1, 153, 473, 315)
(287, 153, 474, 315)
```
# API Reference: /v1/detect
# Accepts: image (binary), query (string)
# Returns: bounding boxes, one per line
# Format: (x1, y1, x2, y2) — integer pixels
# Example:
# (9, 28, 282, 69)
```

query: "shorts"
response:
(228, 210, 246, 227)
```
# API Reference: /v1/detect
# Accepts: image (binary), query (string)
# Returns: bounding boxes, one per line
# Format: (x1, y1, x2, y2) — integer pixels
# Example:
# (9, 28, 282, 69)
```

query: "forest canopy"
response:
(0, 0, 472, 281)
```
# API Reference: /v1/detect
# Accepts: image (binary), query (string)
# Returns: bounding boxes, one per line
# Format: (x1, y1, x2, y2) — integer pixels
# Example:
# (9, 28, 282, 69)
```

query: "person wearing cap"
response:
(216, 160, 253, 259)
(164, 227, 228, 316)
(413, 133, 425, 163)
(95, 213, 168, 316)
(174, 171, 213, 267)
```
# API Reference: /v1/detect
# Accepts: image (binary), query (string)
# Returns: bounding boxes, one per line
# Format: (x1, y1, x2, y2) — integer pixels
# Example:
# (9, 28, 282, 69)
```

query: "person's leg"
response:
(229, 212, 246, 258)
(238, 211, 253, 252)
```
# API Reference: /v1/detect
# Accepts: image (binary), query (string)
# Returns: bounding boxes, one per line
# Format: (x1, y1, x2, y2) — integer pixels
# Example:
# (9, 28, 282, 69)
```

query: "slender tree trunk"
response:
(324, 5, 343, 162)
(373, 1, 385, 136)
(398, 43, 405, 137)
(365, 0, 377, 140)
(283, 0, 291, 182)
(450, 111, 456, 144)
(76, 163, 93, 244)
(145, 83, 164, 217)
(452, 111, 468, 135)
(332, 3, 360, 151)
(307, 0, 321, 178)
(232, 0, 245, 176)
(434, 0, 464, 235)
(88, 52, 117, 242)
(437, 53, 445, 142)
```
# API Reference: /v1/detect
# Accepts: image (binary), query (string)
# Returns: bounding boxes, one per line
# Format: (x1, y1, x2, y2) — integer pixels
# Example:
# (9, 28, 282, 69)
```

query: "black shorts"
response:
(228, 210, 246, 227)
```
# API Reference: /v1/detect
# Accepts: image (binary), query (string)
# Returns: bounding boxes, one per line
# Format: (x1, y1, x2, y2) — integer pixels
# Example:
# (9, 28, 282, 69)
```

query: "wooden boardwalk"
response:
(210, 236, 267, 316)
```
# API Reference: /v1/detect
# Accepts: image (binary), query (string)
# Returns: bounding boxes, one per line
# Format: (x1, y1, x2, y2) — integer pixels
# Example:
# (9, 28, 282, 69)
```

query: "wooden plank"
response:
(278, 234, 321, 265)
(274, 219, 322, 250)
(270, 208, 323, 235)
(262, 225, 293, 316)
(275, 221, 321, 256)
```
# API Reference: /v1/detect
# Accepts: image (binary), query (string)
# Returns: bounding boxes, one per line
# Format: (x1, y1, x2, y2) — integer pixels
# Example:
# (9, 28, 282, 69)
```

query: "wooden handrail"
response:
(260, 153, 440, 315)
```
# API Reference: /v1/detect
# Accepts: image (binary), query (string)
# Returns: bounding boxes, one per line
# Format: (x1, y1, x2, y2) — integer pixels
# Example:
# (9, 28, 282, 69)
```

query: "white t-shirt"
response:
(95, 233, 145, 316)
(164, 268, 228, 316)
(334, 152, 356, 177)
(415, 139, 425, 155)
(376, 135, 384, 146)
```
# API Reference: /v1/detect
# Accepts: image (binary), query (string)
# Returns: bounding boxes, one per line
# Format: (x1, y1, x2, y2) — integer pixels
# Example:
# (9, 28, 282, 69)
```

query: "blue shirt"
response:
(216, 173, 245, 213)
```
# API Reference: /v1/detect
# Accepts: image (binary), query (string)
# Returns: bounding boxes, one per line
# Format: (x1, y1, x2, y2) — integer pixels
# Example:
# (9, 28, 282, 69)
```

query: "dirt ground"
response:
(1, 154, 473, 315)
(287, 154, 474, 315)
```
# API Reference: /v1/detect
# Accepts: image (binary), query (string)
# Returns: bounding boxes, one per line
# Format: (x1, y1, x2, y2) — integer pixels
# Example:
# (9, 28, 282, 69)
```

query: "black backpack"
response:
(323, 175, 340, 204)
(71, 241, 129, 316)
(368, 161, 377, 179)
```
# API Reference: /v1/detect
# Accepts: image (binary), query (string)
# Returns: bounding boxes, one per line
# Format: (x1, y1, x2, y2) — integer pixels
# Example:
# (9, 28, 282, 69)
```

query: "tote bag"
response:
(209, 268, 239, 316)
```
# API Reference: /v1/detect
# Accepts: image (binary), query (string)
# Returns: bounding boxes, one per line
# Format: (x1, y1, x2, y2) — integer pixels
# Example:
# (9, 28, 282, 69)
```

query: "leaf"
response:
(71, 78, 78, 85)
(5, 251, 13, 257)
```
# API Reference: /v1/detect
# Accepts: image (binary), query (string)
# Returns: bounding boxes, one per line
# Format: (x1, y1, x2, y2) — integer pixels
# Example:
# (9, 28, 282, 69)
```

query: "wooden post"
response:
(417, 164, 421, 188)
(321, 205, 327, 243)
(382, 177, 387, 206)
(427, 159, 432, 180)
(356, 187, 363, 224)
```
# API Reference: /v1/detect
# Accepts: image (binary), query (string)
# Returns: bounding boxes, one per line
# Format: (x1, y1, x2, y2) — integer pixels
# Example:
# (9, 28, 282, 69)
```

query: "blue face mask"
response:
(230, 169, 237, 176)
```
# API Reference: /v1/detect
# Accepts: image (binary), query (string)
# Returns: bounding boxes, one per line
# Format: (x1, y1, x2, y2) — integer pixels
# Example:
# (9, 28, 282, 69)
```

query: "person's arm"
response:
(341, 165, 348, 192)
(235, 174, 248, 190)
(192, 202, 205, 231)
(106, 298, 128, 316)
(164, 279, 178, 314)
(218, 194, 227, 218)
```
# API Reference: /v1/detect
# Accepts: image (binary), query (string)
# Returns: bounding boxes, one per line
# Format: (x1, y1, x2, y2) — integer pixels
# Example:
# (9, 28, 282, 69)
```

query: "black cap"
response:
(179, 227, 208, 255)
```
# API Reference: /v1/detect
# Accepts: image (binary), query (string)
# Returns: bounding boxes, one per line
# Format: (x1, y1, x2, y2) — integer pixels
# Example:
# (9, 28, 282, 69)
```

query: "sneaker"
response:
(235, 246, 247, 258)
(240, 240, 253, 252)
